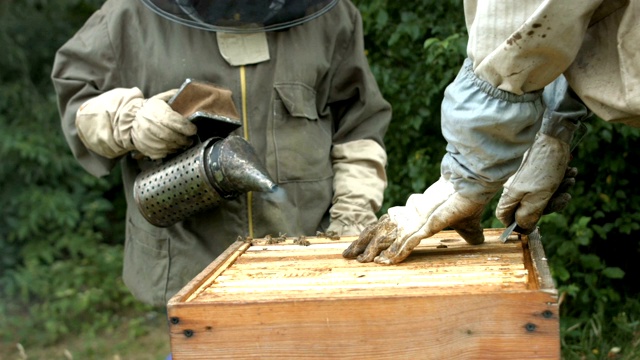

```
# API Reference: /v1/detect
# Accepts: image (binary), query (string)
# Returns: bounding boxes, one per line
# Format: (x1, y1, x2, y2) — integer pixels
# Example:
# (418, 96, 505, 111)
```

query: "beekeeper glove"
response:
(76, 87, 197, 160)
(327, 139, 387, 236)
(344, 58, 544, 264)
(343, 176, 485, 264)
(496, 76, 590, 233)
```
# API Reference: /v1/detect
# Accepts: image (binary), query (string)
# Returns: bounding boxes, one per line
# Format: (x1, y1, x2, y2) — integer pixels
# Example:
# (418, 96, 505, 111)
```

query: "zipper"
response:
(240, 65, 254, 238)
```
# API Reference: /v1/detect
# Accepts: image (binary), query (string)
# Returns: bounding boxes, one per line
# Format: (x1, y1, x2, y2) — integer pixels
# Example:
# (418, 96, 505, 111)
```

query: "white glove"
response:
(76, 87, 197, 160)
(342, 177, 485, 264)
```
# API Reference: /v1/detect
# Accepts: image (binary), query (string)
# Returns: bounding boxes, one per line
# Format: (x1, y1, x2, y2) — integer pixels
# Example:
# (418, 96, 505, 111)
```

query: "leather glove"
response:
(342, 177, 485, 264)
(495, 132, 573, 233)
(496, 75, 589, 233)
(543, 166, 578, 214)
(130, 89, 197, 159)
(76, 87, 197, 160)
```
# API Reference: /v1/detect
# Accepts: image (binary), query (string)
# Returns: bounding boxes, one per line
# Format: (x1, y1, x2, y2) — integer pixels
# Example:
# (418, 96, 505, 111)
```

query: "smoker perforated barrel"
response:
(133, 135, 277, 227)
(134, 138, 224, 227)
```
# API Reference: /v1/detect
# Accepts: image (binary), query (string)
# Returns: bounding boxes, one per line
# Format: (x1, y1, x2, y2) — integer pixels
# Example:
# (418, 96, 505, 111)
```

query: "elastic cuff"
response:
(462, 58, 542, 104)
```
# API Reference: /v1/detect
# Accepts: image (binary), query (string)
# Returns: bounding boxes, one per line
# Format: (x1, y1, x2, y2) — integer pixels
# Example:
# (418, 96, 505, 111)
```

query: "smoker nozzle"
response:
(205, 135, 277, 197)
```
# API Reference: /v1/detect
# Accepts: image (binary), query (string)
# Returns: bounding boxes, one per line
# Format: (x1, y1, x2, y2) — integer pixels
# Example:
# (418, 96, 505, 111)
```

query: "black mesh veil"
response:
(140, 0, 339, 33)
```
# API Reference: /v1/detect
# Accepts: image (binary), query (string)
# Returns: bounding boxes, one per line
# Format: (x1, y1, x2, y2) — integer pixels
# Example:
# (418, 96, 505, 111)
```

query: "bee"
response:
(265, 234, 277, 244)
(327, 230, 340, 240)
(316, 230, 340, 240)
(237, 235, 253, 244)
(294, 236, 310, 246)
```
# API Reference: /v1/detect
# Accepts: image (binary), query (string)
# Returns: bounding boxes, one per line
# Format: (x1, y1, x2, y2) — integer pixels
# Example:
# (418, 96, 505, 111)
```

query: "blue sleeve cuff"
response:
(440, 58, 544, 203)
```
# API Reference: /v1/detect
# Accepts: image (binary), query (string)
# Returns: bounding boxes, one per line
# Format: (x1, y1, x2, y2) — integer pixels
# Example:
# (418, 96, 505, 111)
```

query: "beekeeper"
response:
(344, 0, 640, 264)
(52, 0, 391, 306)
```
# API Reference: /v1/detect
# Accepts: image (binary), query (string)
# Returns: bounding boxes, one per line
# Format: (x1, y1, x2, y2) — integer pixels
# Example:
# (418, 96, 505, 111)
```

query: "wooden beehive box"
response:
(167, 228, 559, 359)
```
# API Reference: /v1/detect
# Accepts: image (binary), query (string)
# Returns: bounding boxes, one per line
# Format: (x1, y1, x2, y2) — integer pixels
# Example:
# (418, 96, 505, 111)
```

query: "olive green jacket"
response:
(52, 0, 391, 306)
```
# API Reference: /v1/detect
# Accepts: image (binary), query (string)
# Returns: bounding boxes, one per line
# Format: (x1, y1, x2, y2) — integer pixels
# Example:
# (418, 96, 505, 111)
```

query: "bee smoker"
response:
(133, 79, 277, 227)
(134, 135, 277, 227)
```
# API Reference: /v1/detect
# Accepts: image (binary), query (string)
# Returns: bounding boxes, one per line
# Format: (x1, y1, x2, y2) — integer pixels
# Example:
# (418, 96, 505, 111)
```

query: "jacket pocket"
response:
(123, 211, 169, 307)
(272, 83, 333, 182)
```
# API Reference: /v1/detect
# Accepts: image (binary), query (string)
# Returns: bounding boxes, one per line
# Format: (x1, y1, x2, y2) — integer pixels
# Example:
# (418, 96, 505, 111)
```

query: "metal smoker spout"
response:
(205, 135, 278, 198)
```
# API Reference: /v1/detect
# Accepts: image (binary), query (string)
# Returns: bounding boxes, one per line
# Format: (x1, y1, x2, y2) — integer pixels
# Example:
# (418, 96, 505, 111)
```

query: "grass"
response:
(560, 297, 640, 360)
(562, 323, 640, 360)
(0, 311, 170, 360)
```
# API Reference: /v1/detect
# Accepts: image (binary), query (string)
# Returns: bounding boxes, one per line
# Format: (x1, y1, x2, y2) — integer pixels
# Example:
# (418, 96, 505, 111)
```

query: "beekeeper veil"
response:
(140, 0, 339, 33)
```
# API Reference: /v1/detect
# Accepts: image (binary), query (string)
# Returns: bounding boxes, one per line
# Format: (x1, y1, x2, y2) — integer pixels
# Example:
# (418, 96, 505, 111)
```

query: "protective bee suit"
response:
(52, 0, 391, 305)
(344, 0, 639, 264)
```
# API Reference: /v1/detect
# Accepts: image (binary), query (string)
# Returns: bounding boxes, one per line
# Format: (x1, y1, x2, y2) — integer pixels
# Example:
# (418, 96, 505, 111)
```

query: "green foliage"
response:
(0, 0, 148, 346)
(535, 120, 640, 358)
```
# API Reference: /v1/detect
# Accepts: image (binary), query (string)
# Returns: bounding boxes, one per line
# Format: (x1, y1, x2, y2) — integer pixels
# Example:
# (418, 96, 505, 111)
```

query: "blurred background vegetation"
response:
(1, 0, 638, 359)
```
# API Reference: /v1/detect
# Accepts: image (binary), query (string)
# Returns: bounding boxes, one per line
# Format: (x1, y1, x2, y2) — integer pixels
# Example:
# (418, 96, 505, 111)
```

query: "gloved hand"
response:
(543, 166, 578, 214)
(495, 132, 573, 233)
(76, 87, 197, 160)
(130, 89, 197, 159)
(496, 75, 588, 233)
(344, 58, 545, 264)
(342, 177, 486, 264)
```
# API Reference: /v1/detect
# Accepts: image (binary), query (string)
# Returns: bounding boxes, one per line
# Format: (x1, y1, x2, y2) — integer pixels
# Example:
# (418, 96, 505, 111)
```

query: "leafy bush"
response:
(536, 120, 640, 358)
(0, 0, 148, 346)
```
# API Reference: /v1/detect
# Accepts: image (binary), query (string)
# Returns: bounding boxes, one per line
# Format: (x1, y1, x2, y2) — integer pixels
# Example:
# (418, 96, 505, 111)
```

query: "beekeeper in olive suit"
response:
(52, 0, 391, 306)
(345, 0, 640, 263)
